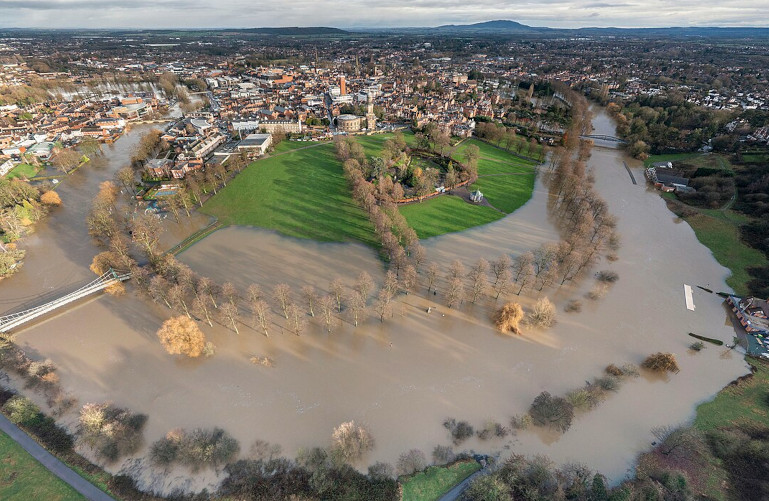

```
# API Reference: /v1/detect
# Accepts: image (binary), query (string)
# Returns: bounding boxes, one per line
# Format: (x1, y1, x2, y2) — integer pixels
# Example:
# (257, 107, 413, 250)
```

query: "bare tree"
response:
(221, 282, 239, 307)
(286, 303, 307, 336)
(197, 277, 219, 309)
(318, 294, 335, 333)
(401, 265, 417, 293)
(468, 261, 489, 303)
(491, 254, 512, 286)
(448, 259, 465, 281)
(515, 264, 534, 295)
(410, 243, 426, 271)
(192, 296, 213, 327)
(425, 262, 439, 293)
(168, 283, 191, 317)
(383, 270, 399, 298)
(220, 302, 240, 334)
(330, 278, 345, 313)
(273, 283, 292, 319)
(445, 277, 464, 309)
(511, 252, 534, 283)
(374, 289, 393, 323)
(301, 285, 317, 317)
(355, 271, 374, 302)
(130, 213, 162, 260)
(347, 291, 368, 327)
(246, 284, 263, 304)
(492, 268, 514, 299)
(251, 299, 271, 337)
(149, 276, 172, 309)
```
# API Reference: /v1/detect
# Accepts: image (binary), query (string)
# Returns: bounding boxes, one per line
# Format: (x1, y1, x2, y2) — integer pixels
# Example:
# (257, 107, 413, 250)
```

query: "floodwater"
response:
(2, 108, 750, 494)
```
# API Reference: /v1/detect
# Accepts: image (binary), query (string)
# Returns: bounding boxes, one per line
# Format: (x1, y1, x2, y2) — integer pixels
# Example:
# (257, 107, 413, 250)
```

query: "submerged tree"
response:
(493, 302, 524, 334)
(156, 316, 206, 357)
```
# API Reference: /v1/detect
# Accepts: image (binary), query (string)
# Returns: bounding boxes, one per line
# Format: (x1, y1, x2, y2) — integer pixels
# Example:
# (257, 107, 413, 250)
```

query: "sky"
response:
(0, 0, 766, 29)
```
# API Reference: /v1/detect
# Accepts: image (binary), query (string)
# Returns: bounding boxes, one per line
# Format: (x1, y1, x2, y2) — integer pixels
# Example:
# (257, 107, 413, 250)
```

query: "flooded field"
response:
(1, 108, 750, 493)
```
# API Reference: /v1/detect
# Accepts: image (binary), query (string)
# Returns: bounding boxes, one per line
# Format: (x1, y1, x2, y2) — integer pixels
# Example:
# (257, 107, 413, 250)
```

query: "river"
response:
(0, 107, 750, 493)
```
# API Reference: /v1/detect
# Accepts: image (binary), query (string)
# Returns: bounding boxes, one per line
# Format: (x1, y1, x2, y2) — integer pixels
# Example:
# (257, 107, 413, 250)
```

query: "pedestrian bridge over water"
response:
(0, 269, 131, 333)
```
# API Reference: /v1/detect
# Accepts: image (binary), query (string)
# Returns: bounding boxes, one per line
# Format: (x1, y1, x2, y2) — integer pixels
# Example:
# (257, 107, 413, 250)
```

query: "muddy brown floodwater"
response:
(1, 108, 750, 494)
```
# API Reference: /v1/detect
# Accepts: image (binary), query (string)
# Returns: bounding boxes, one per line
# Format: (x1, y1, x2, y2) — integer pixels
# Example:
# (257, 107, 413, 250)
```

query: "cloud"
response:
(0, 0, 766, 28)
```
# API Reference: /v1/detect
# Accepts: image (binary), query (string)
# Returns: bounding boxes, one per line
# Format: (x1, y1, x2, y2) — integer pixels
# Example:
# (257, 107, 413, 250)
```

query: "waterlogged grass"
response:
(694, 359, 769, 432)
(6, 163, 39, 180)
(400, 196, 503, 239)
(680, 212, 767, 296)
(0, 432, 84, 501)
(401, 460, 481, 501)
(201, 143, 378, 246)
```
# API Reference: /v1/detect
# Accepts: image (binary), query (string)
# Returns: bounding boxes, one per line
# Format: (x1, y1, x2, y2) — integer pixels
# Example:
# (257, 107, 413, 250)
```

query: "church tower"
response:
(365, 92, 376, 131)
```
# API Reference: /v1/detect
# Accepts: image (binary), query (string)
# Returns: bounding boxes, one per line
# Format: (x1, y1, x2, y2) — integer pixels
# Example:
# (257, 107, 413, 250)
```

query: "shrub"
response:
(397, 449, 426, 476)
(493, 302, 524, 334)
(596, 270, 619, 283)
(642, 353, 680, 373)
(156, 316, 206, 357)
(564, 299, 582, 313)
(443, 418, 474, 445)
(566, 387, 602, 411)
(620, 363, 640, 377)
(510, 414, 532, 430)
(40, 191, 62, 206)
(605, 364, 624, 376)
(78, 403, 147, 462)
(478, 421, 509, 440)
(595, 376, 621, 392)
(526, 297, 556, 328)
(154, 427, 240, 471)
(2, 395, 39, 424)
(689, 341, 705, 352)
(368, 461, 395, 481)
(330, 421, 375, 464)
(249, 439, 282, 461)
(586, 283, 609, 300)
(432, 445, 455, 464)
(528, 391, 574, 432)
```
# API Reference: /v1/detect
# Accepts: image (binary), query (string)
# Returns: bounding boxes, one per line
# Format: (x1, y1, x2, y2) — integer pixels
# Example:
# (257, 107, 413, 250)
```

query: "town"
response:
(0, 18, 768, 501)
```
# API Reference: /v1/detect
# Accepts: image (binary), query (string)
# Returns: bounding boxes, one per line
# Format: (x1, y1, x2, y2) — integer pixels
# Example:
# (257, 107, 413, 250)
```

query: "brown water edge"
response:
(5, 108, 749, 495)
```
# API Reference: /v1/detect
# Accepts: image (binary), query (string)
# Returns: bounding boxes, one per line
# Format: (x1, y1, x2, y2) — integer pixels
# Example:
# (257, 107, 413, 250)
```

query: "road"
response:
(438, 466, 491, 501)
(0, 413, 115, 501)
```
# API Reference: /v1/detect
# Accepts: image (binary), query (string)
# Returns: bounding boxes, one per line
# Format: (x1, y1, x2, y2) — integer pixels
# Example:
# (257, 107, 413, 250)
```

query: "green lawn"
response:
(400, 195, 504, 239)
(272, 140, 326, 154)
(6, 164, 39, 180)
(678, 211, 767, 296)
(694, 358, 769, 432)
(201, 143, 378, 246)
(471, 171, 536, 214)
(400, 460, 481, 501)
(0, 432, 84, 501)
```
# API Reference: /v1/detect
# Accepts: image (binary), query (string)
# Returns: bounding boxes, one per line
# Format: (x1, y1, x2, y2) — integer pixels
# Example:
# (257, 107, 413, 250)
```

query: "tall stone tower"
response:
(366, 92, 376, 131)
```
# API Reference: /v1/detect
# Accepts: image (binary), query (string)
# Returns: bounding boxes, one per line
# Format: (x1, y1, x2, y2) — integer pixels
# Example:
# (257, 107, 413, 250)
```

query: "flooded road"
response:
(3, 107, 750, 492)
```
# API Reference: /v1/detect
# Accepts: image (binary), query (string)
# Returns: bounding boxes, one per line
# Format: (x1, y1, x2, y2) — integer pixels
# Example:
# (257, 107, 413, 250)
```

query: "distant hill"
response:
(241, 27, 347, 35)
(434, 20, 546, 33)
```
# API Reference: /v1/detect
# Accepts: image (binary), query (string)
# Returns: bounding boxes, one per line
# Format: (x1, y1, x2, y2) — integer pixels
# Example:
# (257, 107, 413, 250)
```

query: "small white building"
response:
(237, 133, 272, 156)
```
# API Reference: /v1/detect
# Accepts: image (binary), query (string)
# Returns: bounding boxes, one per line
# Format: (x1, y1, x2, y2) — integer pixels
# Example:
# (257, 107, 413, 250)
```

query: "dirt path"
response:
(0, 414, 115, 501)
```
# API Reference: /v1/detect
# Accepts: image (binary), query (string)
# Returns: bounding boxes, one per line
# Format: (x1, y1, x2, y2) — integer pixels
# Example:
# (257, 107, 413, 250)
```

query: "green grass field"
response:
(272, 140, 326, 154)
(201, 143, 378, 246)
(399, 195, 504, 239)
(679, 212, 766, 296)
(6, 164, 39, 180)
(0, 432, 84, 501)
(400, 461, 481, 501)
(695, 359, 769, 432)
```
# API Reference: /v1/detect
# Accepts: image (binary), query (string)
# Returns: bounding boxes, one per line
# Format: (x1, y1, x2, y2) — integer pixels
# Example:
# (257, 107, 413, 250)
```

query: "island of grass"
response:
(352, 134, 538, 238)
(201, 131, 537, 246)
(0, 432, 84, 501)
(201, 142, 378, 246)
(400, 460, 481, 501)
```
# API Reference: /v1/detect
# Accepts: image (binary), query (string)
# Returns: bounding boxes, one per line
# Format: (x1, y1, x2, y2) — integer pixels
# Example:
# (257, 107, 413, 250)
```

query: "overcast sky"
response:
(0, 0, 766, 29)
